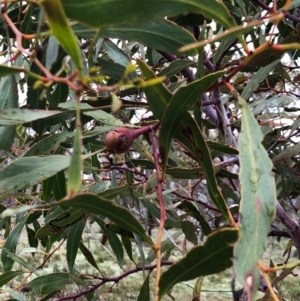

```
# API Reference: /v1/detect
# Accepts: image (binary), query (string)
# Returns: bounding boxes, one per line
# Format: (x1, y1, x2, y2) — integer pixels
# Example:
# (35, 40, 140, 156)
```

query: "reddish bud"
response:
(104, 126, 154, 154)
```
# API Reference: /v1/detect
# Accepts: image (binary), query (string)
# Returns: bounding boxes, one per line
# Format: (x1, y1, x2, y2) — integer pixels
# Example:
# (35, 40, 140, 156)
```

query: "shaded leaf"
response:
(3, 249, 38, 275)
(159, 229, 238, 298)
(0, 65, 23, 76)
(79, 241, 101, 272)
(94, 216, 124, 266)
(41, 0, 83, 77)
(181, 221, 198, 245)
(55, 194, 154, 246)
(159, 70, 225, 170)
(24, 132, 74, 157)
(0, 156, 71, 196)
(1, 216, 28, 271)
(241, 60, 280, 101)
(35, 208, 85, 239)
(137, 272, 151, 301)
(158, 59, 194, 78)
(67, 218, 86, 272)
(0, 109, 63, 126)
(27, 273, 69, 295)
(0, 270, 24, 287)
(62, 0, 238, 31)
(100, 20, 197, 55)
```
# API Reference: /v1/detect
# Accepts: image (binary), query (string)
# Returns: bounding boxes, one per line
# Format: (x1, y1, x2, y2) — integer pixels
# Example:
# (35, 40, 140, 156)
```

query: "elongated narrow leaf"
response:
(41, 0, 83, 77)
(99, 20, 197, 55)
(137, 272, 151, 301)
(62, 0, 238, 31)
(234, 96, 276, 299)
(35, 208, 85, 239)
(158, 59, 194, 78)
(1, 216, 28, 271)
(67, 128, 82, 197)
(56, 194, 154, 246)
(159, 229, 238, 298)
(97, 185, 129, 200)
(0, 270, 24, 286)
(25, 132, 74, 156)
(0, 156, 71, 196)
(137, 59, 230, 221)
(3, 249, 38, 275)
(94, 216, 124, 266)
(159, 71, 225, 170)
(0, 109, 63, 126)
(0, 65, 23, 76)
(67, 218, 86, 272)
(241, 60, 280, 101)
(79, 241, 101, 272)
(0, 76, 18, 150)
(27, 273, 70, 295)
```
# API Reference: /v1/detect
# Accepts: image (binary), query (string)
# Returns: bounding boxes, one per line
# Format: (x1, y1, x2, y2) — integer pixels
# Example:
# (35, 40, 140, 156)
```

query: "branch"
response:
(54, 261, 173, 301)
(276, 201, 300, 258)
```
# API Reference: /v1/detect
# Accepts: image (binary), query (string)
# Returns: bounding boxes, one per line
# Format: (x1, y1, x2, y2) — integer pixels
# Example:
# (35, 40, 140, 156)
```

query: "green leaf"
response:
(27, 273, 70, 295)
(0, 156, 71, 196)
(272, 143, 300, 163)
(159, 229, 239, 298)
(0, 126, 16, 151)
(67, 127, 82, 197)
(55, 194, 154, 246)
(1, 216, 28, 271)
(121, 236, 134, 262)
(67, 218, 86, 272)
(0, 76, 18, 150)
(3, 249, 38, 275)
(0, 109, 63, 126)
(234, 96, 276, 298)
(181, 221, 198, 245)
(158, 59, 194, 78)
(79, 241, 101, 272)
(62, 0, 238, 31)
(180, 201, 212, 235)
(83, 110, 125, 126)
(99, 20, 197, 56)
(41, 0, 83, 77)
(94, 216, 124, 266)
(159, 70, 225, 170)
(24, 132, 75, 156)
(97, 185, 129, 200)
(53, 171, 67, 201)
(35, 208, 85, 239)
(0, 271, 24, 287)
(241, 60, 280, 101)
(0, 65, 23, 76)
(137, 59, 230, 221)
(137, 272, 151, 301)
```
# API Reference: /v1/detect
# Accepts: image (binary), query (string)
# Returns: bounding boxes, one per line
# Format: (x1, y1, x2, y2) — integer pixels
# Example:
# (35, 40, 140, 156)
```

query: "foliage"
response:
(1, 0, 300, 300)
